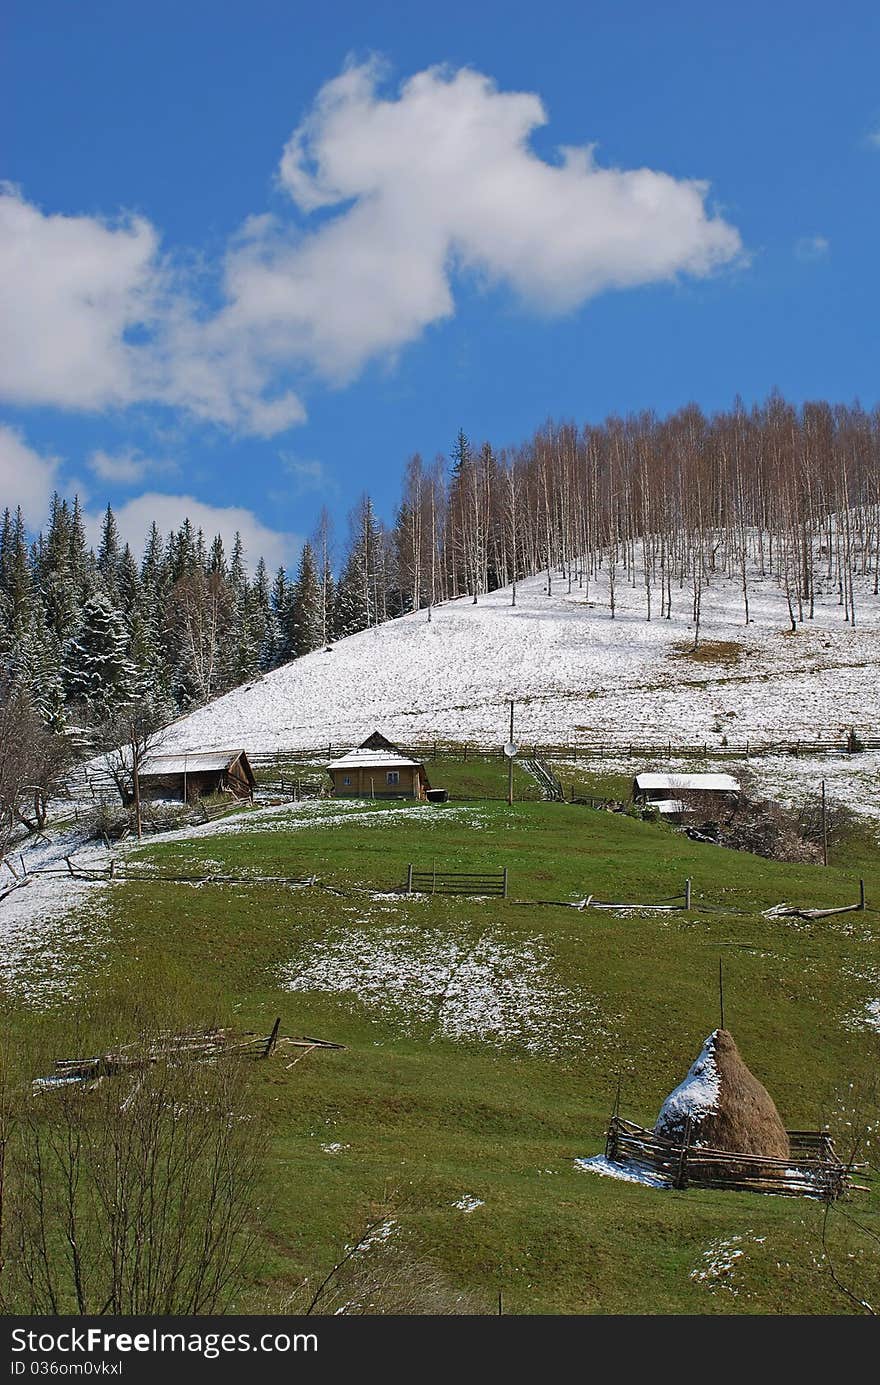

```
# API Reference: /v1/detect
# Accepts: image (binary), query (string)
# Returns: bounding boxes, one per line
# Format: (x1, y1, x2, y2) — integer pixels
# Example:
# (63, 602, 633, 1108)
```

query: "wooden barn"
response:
(632, 771, 741, 818)
(137, 749, 256, 803)
(327, 732, 431, 801)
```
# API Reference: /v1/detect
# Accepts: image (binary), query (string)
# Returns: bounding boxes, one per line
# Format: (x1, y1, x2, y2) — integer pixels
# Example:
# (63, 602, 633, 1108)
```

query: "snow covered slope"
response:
(157, 562, 880, 755)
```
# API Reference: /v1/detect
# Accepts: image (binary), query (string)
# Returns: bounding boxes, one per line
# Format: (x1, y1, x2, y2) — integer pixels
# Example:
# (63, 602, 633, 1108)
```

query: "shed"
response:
(327, 733, 431, 801)
(633, 772, 741, 815)
(137, 749, 256, 803)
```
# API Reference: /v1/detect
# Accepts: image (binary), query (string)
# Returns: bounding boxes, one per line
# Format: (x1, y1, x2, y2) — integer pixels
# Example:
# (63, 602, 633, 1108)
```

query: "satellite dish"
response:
(503, 742, 518, 759)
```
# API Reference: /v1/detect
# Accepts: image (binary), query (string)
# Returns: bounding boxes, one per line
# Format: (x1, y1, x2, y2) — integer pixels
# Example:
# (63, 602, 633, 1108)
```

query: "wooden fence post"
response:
(406, 864, 413, 894)
(675, 1115, 693, 1189)
(684, 878, 692, 910)
(263, 1017, 281, 1058)
(502, 867, 509, 900)
(859, 878, 866, 910)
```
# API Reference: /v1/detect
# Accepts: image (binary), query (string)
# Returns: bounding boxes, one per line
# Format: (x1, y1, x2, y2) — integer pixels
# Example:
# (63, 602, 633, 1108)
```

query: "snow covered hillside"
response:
(157, 563, 880, 756)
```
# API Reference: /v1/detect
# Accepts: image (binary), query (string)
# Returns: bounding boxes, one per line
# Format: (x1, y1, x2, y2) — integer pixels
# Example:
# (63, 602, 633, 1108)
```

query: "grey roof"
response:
(327, 748, 423, 771)
(634, 772, 741, 792)
(141, 749, 247, 776)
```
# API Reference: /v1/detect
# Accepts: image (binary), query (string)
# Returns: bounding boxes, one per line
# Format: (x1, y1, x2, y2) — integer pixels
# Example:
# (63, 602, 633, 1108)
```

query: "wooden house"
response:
(326, 732, 431, 801)
(137, 749, 256, 803)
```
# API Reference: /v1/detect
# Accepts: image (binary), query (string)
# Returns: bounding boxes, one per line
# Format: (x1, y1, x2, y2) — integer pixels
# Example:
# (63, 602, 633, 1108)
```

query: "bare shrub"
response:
(86, 800, 202, 842)
(281, 1215, 490, 1316)
(680, 790, 823, 863)
(0, 1026, 262, 1315)
(0, 682, 71, 861)
(813, 1075, 880, 1315)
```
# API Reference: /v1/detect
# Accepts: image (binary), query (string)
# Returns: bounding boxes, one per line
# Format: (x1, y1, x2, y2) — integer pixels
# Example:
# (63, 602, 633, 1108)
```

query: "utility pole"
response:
(507, 700, 515, 806)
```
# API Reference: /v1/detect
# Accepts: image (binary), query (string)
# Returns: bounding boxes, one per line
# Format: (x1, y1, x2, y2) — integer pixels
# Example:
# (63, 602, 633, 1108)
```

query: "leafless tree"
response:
(0, 1030, 262, 1315)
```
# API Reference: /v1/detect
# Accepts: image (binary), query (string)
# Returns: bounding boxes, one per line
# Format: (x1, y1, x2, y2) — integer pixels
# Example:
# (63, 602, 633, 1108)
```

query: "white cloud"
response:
(0, 64, 743, 435)
(89, 491, 299, 570)
(0, 184, 162, 411)
(866, 129, 880, 149)
(0, 423, 61, 525)
(88, 448, 176, 485)
(0, 184, 304, 436)
(794, 234, 830, 262)
(263, 61, 742, 378)
(279, 454, 336, 495)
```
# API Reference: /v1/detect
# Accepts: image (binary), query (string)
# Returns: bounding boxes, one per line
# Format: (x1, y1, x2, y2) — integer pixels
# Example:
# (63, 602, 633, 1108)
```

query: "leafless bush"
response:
(278, 1215, 489, 1316)
(0, 681, 71, 860)
(0, 1028, 263, 1315)
(813, 1075, 880, 1315)
(680, 790, 823, 863)
(86, 800, 202, 842)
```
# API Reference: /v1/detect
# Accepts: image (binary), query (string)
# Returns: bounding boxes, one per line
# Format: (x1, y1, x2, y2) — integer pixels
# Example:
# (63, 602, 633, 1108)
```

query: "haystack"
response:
(654, 1029, 790, 1161)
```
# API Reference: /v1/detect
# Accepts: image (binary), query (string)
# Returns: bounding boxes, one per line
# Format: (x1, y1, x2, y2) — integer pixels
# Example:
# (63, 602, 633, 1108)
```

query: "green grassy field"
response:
(6, 758, 880, 1315)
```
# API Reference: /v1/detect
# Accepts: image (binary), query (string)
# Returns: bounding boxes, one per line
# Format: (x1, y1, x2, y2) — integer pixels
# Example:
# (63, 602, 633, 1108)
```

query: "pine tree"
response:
(7, 599, 66, 729)
(117, 544, 141, 620)
(208, 534, 227, 577)
(268, 566, 292, 666)
(38, 496, 82, 642)
(0, 508, 33, 627)
(64, 591, 136, 723)
(290, 543, 322, 656)
(229, 532, 246, 594)
(97, 504, 121, 592)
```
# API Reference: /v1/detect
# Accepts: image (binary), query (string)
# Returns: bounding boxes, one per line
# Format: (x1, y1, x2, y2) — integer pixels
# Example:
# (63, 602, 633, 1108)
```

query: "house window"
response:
(386, 771, 399, 785)
(342, 775, 352, 786)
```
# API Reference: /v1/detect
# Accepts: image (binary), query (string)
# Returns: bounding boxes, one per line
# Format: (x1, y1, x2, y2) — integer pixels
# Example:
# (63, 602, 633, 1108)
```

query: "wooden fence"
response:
(404, 865, 508, 898)
(247, 729, 880, 768)
(604, 1115, 857, 1199)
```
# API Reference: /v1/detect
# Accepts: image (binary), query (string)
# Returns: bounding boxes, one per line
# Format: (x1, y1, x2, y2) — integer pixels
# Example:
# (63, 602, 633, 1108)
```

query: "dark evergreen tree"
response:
(64, 591, 135, 723)
(290, 543, 322, 656)
(97, 504, 121, 592)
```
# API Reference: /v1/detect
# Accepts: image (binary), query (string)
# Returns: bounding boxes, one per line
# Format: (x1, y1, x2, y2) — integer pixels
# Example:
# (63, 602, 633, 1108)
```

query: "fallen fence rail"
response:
(34, 1021, 346, 1091)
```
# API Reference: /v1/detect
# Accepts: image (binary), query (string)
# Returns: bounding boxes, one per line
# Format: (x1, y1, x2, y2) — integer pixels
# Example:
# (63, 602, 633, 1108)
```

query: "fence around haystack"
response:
(604, 1114, 861, 1200)
(404, 865, 508, 898)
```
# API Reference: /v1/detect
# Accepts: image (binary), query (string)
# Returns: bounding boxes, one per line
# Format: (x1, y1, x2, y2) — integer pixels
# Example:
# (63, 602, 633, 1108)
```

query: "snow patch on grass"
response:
(574, 1155, 670, 1188)
(280, 921, 600, 1053)
(0, 830, 113, 1005)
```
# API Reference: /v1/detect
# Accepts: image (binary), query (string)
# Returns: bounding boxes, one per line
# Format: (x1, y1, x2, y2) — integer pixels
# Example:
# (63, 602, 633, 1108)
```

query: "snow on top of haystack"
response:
(655, 1030, 721, 1131)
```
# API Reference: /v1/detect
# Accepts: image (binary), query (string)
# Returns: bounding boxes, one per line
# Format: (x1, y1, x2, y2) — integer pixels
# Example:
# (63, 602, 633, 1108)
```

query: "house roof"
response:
(141, 749, 250, 776)
(358, 730, 403, 754)
(634, 772, 741, 792)
(327, 748, 424, 771)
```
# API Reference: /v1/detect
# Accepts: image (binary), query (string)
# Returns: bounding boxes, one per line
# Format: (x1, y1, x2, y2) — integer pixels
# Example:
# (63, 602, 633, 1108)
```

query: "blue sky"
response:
(2, 0, 879, 569)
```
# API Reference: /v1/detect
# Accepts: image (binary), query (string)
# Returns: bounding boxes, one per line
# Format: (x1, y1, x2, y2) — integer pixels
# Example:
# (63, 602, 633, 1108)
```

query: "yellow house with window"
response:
(326, 732, 431, 801)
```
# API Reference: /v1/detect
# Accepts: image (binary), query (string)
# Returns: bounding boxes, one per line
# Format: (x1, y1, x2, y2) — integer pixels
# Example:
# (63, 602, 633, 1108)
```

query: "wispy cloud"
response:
(0, 62, 744, 437)
(279, 454, 337, 495)
(88, 448, 177, 485)
(794, 234, 830, 262)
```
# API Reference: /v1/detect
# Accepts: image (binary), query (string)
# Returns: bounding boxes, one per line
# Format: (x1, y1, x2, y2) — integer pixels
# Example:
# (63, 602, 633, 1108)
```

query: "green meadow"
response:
(6, 754, 879, 1314)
